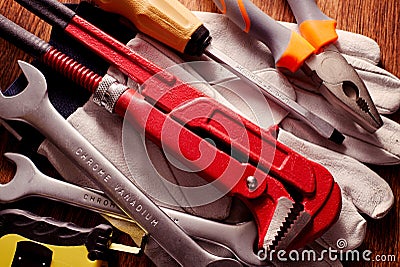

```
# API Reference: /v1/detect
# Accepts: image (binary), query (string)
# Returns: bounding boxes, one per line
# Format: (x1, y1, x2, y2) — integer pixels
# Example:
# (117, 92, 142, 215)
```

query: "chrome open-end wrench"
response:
(1, 152, 265, 266)
(0, 12, 341, 251)
(0, 61, 240, 267)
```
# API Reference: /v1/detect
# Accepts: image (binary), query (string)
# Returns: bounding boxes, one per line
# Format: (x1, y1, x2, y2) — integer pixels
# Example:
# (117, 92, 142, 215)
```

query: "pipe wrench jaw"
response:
(120, 85, 342, 252)
(302, 46, 383, 132)
(276, 161, 342, 251)
(289, 181, 342, 251)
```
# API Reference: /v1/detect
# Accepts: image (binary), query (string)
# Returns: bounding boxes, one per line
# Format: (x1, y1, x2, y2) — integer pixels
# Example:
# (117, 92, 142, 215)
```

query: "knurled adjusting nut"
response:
(93, 74, 129, 113)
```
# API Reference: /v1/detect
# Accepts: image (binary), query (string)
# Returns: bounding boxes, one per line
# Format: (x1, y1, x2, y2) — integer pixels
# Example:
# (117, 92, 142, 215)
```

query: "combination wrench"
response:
(1, 152, 265, 266)
(0, 61, 240, 267)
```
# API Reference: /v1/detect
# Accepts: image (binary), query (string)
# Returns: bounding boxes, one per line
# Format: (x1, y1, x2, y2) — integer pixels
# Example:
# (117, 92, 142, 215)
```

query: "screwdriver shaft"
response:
(79, 0, 345, 142)
(204, 45, 343, 142)
(109, 243, 142, 254)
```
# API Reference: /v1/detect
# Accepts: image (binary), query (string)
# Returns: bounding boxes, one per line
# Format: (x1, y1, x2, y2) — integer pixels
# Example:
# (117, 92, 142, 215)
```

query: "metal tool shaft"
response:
(204, 45, 343, 142)
(1, 152, 263, 266)
(0, 61, 239, 267)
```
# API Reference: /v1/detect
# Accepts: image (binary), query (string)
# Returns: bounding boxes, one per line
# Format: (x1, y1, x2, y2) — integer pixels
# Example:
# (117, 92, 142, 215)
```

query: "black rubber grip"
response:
(0, 209, 112, 251)
(0, 14, 50, 57)
(15, 0, 75, 29)
(184, 25, 212, 56)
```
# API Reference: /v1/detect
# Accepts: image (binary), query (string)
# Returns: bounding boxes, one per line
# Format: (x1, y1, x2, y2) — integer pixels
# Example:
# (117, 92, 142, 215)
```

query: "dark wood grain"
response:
(0, 0, 398, 266)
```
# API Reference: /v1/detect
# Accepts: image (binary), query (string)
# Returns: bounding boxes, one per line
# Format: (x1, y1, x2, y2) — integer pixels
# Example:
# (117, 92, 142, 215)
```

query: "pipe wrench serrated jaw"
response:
(137, 85, 341, 253)
(277, 161, 342, 252)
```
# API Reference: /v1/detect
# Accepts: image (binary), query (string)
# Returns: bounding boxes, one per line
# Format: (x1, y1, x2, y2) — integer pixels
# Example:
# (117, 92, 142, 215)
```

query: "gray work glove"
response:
(196, 13, 400, 165)
(192, 11, 397, 263)
(39, 11, 396, 266)
(194, 9, 396, 255)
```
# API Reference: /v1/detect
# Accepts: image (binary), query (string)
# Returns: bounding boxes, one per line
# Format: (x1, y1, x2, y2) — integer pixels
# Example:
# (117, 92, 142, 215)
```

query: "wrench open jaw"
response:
(0, 61, 242, 267)
(1, 1, 342, 255)
(0, 61, 48, 120)
(3, 61, 341, 257)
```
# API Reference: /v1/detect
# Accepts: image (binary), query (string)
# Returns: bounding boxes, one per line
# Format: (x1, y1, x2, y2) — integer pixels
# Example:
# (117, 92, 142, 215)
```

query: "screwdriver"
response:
(90, 0, 344, 144)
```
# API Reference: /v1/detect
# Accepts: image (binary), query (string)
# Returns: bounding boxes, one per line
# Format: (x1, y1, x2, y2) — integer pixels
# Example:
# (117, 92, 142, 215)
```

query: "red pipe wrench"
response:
(12, 0, 341, 252)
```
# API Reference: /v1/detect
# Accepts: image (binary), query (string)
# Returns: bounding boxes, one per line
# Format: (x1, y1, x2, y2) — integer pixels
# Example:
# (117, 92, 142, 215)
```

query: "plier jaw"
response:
(212, 0, 384, 133)
(302, 44, 383, 132)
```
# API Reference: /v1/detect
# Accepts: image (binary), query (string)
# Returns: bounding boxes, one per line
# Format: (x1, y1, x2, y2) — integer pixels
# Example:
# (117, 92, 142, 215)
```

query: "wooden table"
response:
(0, 0, 398, 266)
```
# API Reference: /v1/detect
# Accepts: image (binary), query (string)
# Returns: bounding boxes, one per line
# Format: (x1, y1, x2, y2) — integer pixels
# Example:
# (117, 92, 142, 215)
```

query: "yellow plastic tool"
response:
(0, 234, 106, 267)
(92, 0, 203, 54)
(0, 209, 142, 267)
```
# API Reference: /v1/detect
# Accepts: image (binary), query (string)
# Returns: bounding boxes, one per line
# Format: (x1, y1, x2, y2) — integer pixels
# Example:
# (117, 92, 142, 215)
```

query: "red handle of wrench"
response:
(65, 15, 317, 195)
(116, 89, 341, 248)
(2, 2, 340, 249)
(115, 89, 295, 248)
(58, 12, 342, 249)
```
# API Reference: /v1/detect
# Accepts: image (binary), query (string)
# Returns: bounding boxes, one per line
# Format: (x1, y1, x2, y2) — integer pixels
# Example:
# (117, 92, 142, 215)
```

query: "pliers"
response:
(213, 0, 383, 133)
(4, 0, 341, 256)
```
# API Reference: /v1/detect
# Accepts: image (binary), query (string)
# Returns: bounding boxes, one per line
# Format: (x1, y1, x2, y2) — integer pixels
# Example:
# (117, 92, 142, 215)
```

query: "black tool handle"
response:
(0, 209, 112, 260)
(15, 0, 75, 29)
(0, 14, 50, 57)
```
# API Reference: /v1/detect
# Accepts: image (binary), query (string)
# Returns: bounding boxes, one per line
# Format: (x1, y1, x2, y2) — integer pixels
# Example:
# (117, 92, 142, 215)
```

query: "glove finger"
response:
(334, 29, 381, 65)
(317, 197, 367, 250)
(277, 130, 394, 219)
(279, 21, 381, 64)
(281, 117, 400, 165)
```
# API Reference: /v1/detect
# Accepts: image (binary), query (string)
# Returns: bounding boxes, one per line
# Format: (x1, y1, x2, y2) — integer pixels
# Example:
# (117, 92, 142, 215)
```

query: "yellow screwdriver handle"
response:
(92, 0, 209, 55)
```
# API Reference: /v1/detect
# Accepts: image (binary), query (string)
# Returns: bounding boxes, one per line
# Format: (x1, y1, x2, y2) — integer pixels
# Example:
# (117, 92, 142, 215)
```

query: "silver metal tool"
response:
(1, 152, 265, 266)
(87, 0, 344, 143)
(204, 45, 344, 142)
(0, 61, 240, 267)
(212, 0, 382, 133)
